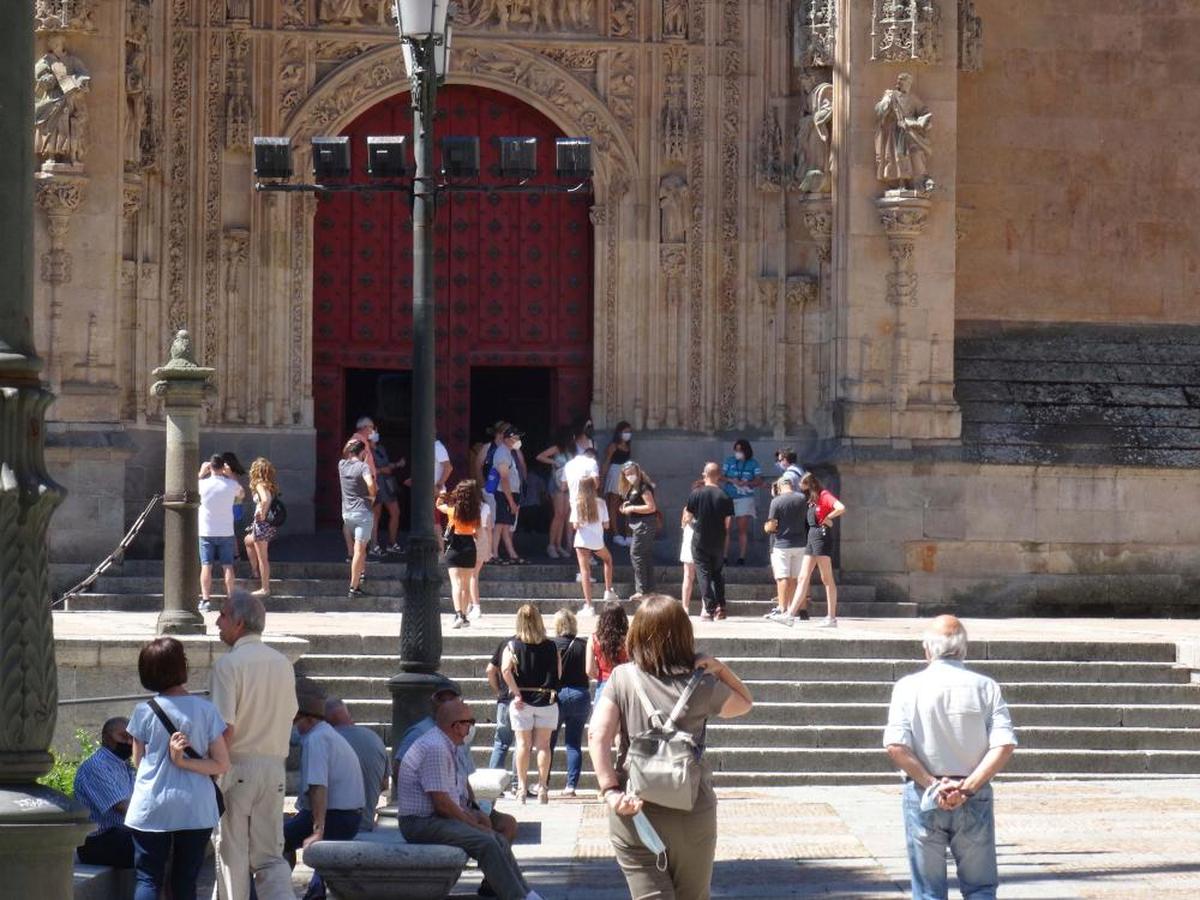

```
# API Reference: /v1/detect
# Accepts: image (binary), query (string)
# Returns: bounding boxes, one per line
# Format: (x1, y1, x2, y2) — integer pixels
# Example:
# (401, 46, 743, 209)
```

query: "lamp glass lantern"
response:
(394, 0, 451, 38)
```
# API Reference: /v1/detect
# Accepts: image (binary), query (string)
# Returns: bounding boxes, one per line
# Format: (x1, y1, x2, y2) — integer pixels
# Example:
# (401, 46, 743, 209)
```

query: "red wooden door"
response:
(312, 86, 594, 524)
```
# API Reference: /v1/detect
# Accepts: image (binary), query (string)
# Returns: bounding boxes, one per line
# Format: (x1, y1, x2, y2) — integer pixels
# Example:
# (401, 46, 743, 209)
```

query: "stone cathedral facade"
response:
(33, 1, 1200, 610)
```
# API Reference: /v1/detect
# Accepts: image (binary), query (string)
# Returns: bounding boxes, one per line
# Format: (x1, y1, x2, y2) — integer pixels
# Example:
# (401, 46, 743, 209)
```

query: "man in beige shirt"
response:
(211, 590, 298, 900)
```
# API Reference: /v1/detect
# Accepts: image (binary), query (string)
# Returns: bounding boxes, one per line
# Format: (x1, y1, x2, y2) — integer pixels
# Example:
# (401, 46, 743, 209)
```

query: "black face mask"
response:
(584, 424, 594, 438)
(112, 742, 133, 761)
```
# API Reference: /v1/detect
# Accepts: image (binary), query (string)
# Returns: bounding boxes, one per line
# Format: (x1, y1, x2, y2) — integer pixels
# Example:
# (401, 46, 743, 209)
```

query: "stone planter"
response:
(303, 832, 468, 900)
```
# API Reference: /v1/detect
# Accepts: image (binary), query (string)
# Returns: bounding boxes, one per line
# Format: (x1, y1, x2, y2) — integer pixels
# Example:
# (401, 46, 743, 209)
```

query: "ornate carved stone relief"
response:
(34, 36, 91, 174)
(458, 0, 597, 33)
(661, 47, 687, 165)
(871, 0, 942, 66)
(125, 1, 153, 173)
(601, 50, 636, 143)
(959, 0, 982, 72)
(800, 193, 833, 263)
(793, 0, 836, 69)
(717, 46, 743, 428)
(34, 0, 96, 32)
(877, 195, 930, 307)
(166, 26, 191, 330)
(226, 0, 250, 23)
(609, 0, 635, 38)
(278, 39, 309, 117)
(663, 0, 688, 39)
(318, 0, 364, 25)
(122, 181, 143, 220)
(202, 30, 225, 366)
(281, 0, 308, 29)
(686, 48, 706, 429)
(226, 30, 252, 152)
(786, 274, 818, 308)
(35, 175, 85, 285)
(721, 0, 741, 47)
(755, 106, 784, 192)
(658, 174, 688, 243)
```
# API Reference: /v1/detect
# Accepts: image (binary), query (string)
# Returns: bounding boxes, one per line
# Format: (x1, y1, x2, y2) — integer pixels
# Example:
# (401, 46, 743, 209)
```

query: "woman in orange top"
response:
(437, 479, 481, 629)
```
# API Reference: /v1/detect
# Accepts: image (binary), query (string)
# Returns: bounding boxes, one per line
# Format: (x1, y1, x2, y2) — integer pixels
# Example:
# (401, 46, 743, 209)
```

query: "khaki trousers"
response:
(609, 802, 718, 900)
(212, 756, 294, 900)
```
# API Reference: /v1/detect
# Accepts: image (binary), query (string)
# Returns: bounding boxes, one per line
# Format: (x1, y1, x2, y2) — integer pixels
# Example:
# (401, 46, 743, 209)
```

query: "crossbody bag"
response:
(146, 698, 225, 817)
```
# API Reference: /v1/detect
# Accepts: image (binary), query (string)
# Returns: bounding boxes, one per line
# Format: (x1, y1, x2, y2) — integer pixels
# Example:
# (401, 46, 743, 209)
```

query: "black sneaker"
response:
(797, 608, 810, 621)
(348, 586, 368, 599)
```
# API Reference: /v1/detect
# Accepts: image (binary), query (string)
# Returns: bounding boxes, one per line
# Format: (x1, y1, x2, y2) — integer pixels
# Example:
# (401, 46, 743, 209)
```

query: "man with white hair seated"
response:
(325, 697, 388, 832)
(883, 615, 1018, 900)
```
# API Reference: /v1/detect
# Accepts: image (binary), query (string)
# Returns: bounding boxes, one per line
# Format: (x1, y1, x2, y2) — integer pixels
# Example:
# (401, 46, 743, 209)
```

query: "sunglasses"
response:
(453, 718, 477, 727)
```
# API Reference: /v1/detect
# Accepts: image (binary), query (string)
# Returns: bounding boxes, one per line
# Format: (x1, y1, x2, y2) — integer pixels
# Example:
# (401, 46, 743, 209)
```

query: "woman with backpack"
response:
(243, 456, 280, 597)
(587, 594, 753, 899)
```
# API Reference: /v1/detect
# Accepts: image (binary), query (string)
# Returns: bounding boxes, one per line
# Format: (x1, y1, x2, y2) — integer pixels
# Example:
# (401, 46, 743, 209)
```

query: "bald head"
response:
(923, 615, 968, 661)
(703, 462, 721, 483)
(435, 698, 474, 745)
(324, 698, 352, 727)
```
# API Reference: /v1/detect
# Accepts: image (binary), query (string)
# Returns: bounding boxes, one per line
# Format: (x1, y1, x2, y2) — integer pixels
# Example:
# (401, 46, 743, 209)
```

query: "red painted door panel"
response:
(312, 86, 593, 524)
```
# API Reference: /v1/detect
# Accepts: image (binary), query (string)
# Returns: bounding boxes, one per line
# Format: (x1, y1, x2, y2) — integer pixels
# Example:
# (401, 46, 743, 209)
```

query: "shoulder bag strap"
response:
(146, 698, 202, 760)
(630, 668, 670, 730)
(664, 670, 706, 731)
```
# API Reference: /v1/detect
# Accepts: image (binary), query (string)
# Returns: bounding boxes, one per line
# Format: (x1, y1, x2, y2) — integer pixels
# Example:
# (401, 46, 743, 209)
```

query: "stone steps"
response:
(290, 628, 1200, 784)
(298, 652, 1192, 684)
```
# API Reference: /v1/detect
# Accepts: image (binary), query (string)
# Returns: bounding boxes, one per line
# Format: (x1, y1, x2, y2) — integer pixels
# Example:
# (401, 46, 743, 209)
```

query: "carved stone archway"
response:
(273, 40, 641, 428)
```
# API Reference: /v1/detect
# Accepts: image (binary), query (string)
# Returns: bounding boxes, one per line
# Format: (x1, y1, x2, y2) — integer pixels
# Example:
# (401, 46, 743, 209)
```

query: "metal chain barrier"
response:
(53, 493, 162, 608)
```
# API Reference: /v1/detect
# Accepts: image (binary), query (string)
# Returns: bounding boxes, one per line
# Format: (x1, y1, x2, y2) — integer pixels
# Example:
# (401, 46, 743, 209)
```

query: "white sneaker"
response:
(198, 599, 213, 613)
(815, 617, 838, 629)
(452, 613, 466, 629)
(575, 572, 587, 583)
(602, 589, 620, 603)
(763, 608, 782, 620)
(577, 604, 595, 617)
(467, 604, 481, 621)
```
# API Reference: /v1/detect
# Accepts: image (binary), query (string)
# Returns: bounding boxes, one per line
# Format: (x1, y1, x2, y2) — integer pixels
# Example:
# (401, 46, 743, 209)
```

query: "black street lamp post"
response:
(254, 0, 592, 746)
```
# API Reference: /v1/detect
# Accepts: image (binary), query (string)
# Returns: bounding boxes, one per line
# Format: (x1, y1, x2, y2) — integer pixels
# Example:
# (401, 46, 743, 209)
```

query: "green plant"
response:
(38, 729, 100, 798)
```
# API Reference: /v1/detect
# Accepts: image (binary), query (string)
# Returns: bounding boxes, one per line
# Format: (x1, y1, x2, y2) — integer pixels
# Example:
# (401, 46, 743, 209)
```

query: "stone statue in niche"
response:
(874, 72, 933, 194)
(790, 82, 831, 193)
(34, 35, 91, 171)
(663, 0, 688, 38)
(319, 0, 363, 24)
(658, 174, 688, 243)
(124, 46, 146, 172)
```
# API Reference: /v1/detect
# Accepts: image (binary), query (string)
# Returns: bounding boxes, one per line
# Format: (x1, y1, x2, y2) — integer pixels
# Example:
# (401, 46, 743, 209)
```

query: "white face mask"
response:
(368, 430, 379, 442)
(512, 439, 523, 450)
(776, 460, 787, 472)
(625, 472, 638, 484)
(464, 724, 477, 746)
(633, 810, 668, 871)
(621, 431, 633, 442)
(734, 451, 745, 461)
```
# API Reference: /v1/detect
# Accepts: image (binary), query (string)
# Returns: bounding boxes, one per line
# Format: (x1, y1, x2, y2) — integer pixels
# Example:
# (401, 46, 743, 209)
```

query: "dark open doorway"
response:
(469, 367, 553, 451)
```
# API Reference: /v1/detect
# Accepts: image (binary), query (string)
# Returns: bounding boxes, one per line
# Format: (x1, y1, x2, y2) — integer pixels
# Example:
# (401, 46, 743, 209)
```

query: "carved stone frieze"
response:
(34, 0, 97, 32)
(124, 5, 151, 173)
(122, 180, 143, 220)
(686, 48, 706, 429)
(602, 50, 636, 142)
(793, 0, 836, 69)
(314, 40, 377, 63)
(755, 106, 784, 192)
(721, 0, 741, 47)
(281, 0, 307, 28)
(166, 28, 191, 330)
(459, 0, 596, 33)
(538, 47, 599, 71)
(609, 0, 635, 38)
(202, 30, 224, 366)
(786, 275, 818, 307)
(799, 192, 832, 262)
(877, 194, 930, 306)
(959, 0, 982, 72)
(871, 0, 942, 66)
(35, 173, 86, 285)
(718, 40, 743, 428)
(318, 0, 364, 25)
(278, 39, 308, 117)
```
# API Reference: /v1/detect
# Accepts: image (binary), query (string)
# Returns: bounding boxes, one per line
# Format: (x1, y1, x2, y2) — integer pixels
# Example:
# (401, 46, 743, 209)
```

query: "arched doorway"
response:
(311, 85, 594, 524)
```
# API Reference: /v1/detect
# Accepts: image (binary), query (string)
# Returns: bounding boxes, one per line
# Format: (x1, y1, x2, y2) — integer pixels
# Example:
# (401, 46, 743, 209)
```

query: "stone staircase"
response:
(57, 559, 909, 619)
(294, 632, 1200, 787)
(956, 322, 1200, 467)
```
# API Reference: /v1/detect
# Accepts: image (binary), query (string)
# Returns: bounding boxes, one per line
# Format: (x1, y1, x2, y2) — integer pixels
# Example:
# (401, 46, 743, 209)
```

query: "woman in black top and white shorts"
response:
(501, 604, 562, 804)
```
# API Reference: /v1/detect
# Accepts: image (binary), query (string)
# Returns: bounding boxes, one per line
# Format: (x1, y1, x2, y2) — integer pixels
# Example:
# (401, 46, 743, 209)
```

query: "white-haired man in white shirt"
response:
(884, 615, 1017, 900)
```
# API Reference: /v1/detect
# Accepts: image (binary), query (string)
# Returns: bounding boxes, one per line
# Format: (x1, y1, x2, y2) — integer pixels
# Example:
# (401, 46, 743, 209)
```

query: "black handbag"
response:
(147, 698, 226, 817)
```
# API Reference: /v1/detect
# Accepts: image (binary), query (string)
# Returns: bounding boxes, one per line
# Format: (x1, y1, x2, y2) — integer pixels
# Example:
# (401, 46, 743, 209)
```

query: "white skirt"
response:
(679, 523, 694, 564)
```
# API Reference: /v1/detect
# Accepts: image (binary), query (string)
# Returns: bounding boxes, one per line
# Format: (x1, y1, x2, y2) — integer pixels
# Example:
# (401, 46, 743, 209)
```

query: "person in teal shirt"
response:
(721, 438, 763, 565)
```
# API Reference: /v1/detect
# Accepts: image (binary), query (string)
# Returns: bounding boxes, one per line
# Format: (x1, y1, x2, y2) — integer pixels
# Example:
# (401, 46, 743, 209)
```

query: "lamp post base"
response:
(156, 608, 206, 635)
(0, 784, 91, 898)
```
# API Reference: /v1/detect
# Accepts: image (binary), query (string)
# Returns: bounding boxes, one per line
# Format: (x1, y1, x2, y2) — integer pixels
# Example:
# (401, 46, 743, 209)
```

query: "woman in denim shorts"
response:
(339, 438, 377, 599)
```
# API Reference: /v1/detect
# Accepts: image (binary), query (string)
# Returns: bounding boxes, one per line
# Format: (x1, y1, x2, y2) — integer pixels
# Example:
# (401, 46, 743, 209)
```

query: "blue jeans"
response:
(902, 781, 998, 900)
(488, 701, 514, 770)
(552, 686, 592, 790)
(284, 807, 360, 898)
(131, 828, 213, 900)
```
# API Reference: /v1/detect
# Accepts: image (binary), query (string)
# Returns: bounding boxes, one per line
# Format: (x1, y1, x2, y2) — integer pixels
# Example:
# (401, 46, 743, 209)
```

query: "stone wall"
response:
(839, 459, 1200, 614)
(956, 1, 1200, 324)
(53, 634, 307, 752)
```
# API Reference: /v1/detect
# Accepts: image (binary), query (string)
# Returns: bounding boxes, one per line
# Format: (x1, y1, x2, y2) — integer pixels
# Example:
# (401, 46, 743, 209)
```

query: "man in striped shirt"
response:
(73, 717, 136, 868)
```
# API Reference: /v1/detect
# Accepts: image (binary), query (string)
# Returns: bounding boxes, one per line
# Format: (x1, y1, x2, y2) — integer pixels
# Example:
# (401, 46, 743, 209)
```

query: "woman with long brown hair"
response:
(617, 461, 658, 600)
(783, 472, 846, 628)
(584, 599, 628, 706)
(588, 595, 753, 898)
(437, 479, 482, 629)
(243, 457, 279, 597)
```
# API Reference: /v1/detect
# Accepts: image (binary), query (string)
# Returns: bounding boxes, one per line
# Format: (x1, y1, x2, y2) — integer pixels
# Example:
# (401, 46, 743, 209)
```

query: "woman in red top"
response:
(585, 600, 628, 704)
(784, 473, 846, 628)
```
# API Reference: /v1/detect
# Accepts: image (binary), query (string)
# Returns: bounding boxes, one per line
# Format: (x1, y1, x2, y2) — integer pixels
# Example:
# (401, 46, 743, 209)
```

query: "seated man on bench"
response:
(73, 717, 136, 869)
(397, 699, 543, 900)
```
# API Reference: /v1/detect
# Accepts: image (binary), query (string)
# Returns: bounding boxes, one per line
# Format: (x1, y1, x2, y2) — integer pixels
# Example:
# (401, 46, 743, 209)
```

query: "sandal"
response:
(510, 557, 528, 565)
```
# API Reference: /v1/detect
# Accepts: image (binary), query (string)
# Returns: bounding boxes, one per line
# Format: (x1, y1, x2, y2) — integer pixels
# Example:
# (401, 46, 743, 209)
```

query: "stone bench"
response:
(304, 829, 468, 900)
(72, 863, 134, 900)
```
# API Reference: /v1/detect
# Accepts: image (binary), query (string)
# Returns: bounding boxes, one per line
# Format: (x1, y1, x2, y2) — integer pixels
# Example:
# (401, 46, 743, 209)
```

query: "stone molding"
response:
(958, 0, 982, 72)
(35, 173, 86, 286)
(870, 0, 942, 66)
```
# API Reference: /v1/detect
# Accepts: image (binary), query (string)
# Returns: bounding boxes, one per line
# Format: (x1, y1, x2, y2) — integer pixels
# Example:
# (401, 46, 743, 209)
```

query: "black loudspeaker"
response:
(497, 136, 537, 180)
(367, 136, 411, 178)
(555, 138, 592, 180)
(253, 137, 292, 179)
(312, 136, 351, 179)
(440, 136, 480, 179)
